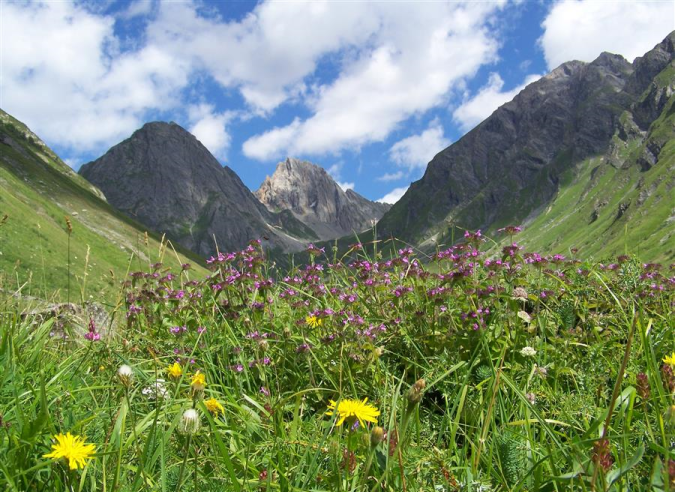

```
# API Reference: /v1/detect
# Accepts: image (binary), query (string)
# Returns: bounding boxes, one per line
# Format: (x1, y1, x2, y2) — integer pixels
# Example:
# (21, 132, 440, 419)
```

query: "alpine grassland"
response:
(0, 110, 207, 304)
(0, 231, 673, 492)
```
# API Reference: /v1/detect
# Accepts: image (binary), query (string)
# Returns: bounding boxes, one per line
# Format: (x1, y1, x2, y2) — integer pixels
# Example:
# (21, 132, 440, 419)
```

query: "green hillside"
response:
(384, 63, 674, 264)
(0, 110, 207, 304)
(512, 74, 675, 262)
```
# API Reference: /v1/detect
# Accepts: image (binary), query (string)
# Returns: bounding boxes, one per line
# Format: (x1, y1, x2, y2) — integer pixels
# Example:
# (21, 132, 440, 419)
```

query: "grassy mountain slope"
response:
(0, 110, 207, 304)
(512, 69, 675, 262)
(373, 35, 674, 264)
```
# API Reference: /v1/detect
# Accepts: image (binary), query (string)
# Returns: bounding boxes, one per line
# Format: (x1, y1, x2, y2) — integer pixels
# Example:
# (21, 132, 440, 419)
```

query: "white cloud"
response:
(337, 181, 355, 192)
(122, 0, 154, 19)
(389, 118, 450, 170)
(327, 163, 343, 179)
(326, 162, 354, 191)
(188, 104, 234, 159)
(147, 0, 379, 113)
(540, 0, 675, 69)
(242, 2, 504, 160)
(1, 0, 508, 165)
(1, 1, 189, 155)
(377, 186, 409, 205)
(452, 72, 541, 132)
(243, 119, 302, 161)
(377, 171, 405, 182)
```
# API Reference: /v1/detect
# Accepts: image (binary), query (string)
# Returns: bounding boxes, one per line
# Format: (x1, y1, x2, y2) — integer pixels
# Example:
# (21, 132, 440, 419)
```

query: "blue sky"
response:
(2, 0, 673, 204)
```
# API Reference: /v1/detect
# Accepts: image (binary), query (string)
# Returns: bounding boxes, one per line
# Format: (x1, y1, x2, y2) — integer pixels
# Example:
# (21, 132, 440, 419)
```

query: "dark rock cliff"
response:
(79, 122, 306, 256)
(378, 31, 675, 247)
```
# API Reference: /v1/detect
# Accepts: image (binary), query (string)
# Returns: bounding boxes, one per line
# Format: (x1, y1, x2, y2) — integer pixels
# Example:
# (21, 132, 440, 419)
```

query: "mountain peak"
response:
(543, 60, 586, 80)
(256, 157, 389, 240)
(79, 123, 304, 256)
(378, 31, 674, 249)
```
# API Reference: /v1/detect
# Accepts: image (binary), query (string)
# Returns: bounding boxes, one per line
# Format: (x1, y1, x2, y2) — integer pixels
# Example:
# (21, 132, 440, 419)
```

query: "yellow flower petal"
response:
(326, 397, 380, 427)
(44, 432, 96, 470)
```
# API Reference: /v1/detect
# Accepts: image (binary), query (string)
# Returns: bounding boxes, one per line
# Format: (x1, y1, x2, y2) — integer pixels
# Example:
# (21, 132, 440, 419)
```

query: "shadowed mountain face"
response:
(255, 158, 390, 241)
(79, 122, 309, 256)
(79, 126, 389, 257)
(378, 32, 675, 251)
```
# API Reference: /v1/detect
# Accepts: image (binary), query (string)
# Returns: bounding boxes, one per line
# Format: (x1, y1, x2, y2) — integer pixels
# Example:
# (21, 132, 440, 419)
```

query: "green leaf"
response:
(606, 444, 644, 488)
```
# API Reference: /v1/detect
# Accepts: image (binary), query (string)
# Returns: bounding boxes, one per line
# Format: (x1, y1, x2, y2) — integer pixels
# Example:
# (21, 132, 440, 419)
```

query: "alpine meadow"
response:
(0, 1, 673, 491)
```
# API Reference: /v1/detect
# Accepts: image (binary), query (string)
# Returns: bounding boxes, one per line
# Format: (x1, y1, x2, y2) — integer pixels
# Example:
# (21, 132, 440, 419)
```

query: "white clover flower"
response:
(520, 346, 537, 357)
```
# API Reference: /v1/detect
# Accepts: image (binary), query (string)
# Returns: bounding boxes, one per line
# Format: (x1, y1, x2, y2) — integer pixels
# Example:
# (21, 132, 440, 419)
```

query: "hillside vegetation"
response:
(377, 33, 674, 264)
(0, 239, 672, 491)
(0, 110, 207, 305)
(513, 70, 675, 262)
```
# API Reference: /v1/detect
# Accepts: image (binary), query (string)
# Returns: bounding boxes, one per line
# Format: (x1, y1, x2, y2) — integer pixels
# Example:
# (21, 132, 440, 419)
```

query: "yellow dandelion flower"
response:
(205, 397, 225, 416)
(663, 351, 675, 367)
(326, 398, 380, 427)
(167, 362, 183, 379)
(191, 371, 206, 389)
(44, 432, 96, 470)
(305, 315, 322, 328)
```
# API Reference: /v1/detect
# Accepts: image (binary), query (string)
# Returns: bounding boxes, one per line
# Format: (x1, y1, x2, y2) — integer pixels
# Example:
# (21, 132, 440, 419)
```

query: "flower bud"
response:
(370, 426, 385, 447)
(190, 371, 206, 399)
(512, 287, 528, 301)
(407, 378, 426, 405)
(117, 364, 133, 386)
(636, 372, 650, 400)
(180, 408, 200, 435)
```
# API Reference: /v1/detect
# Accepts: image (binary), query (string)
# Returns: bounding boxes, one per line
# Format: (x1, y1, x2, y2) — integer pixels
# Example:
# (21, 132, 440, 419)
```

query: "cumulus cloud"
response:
(389, 119, 450, 171)
(377, 171, 405, 182)
(452, 72, 541, 132)
(242, 2, 504, 160)
(540, 0, 675, 69)
(377, 186, 409, 205)
(2, 0, 508, 166)
(122, 0, 154, 19)
(187, 104, 234, 159)
(1, 1, 189, 155)
(147, 0, 379, 113)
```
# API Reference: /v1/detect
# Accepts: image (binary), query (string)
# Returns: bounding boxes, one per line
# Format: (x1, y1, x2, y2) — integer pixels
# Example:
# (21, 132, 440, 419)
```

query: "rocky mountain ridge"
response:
(376, 31, 675, 256)
(255, 158, 390, 241)
(80, 122, 313, 256)
(79, 124, 388, 257)
(0, 109, 205, 302)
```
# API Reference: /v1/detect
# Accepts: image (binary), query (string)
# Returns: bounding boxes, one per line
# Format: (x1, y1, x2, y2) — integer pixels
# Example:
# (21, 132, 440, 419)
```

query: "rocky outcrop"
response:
(80, 122, 308, 256)
(377, 31, 675, 247)
(255, 158, 390, 240)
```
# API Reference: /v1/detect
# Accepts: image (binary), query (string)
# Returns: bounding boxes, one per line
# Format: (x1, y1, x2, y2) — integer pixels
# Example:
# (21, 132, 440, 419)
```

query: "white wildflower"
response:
(520, 346, 537, 357)
(180, 408, 200, 435)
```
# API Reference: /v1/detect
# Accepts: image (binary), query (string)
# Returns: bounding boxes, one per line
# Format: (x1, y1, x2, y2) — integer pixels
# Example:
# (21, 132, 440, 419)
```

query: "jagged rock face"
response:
(255, 158, 390, 240)
(378, 31, 675, 246)
(80, 122, 304, 256)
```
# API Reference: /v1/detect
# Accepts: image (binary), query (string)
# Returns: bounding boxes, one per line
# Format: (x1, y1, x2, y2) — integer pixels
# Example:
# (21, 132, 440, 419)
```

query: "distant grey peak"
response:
(543, 60, 586, 80)
(79, 121, 306, 256)
(255, 157, 390, 240)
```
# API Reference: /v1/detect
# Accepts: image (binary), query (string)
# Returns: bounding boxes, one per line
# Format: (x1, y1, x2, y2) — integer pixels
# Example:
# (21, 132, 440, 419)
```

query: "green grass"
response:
(507, 93, 675, 264)
(0, 238, 672, 491)
(0, 110, 207, 305)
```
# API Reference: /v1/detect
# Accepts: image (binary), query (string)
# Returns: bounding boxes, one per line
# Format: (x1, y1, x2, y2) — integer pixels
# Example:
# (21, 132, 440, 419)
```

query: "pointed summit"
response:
(80, 123, 306, 256)
(255, 158, 390, 240)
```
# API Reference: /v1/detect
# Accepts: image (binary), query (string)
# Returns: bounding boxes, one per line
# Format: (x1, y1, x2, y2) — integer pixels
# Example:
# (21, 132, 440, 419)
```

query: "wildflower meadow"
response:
(0, 231, 673, 491)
